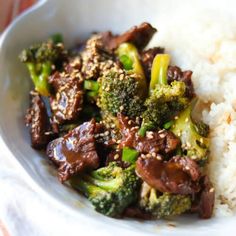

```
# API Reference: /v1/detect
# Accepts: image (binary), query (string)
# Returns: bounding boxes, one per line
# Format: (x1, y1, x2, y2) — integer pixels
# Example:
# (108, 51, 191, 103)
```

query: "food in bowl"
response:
(20, 22, 214, 219)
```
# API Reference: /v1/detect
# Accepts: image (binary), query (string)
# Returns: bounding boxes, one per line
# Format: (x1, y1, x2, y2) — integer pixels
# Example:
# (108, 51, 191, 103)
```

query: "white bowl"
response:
(0, 0, 235, 235)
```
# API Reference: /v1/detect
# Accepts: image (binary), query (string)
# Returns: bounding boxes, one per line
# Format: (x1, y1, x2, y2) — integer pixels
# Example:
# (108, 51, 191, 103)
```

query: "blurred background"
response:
(0, 0, 36, 33)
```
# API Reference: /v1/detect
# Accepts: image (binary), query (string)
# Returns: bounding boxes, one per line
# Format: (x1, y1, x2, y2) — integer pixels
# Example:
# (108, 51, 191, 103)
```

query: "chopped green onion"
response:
(87, 90, 98, 98)
(138, 126, 147, 137)
(138, 123, 155, 137)
(50, 33, 63, 44)
(122, 147, 139, 163)
(84, 80, 99, 91)
(119, 55, 133, 70)
(150, 54, 170, 92)
(163, 120, 174, 129)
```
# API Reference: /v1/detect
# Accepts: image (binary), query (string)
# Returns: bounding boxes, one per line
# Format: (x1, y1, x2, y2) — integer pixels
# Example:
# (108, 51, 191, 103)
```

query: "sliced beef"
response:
(167, 66, 195, 98)
(136, 156, 201, 195)
(46, 120, 99, 182)
(94, 122, 117, 147)
(169, 155, 201, 181)
(80, 23, 156, 80)
(198, 176, 215, 219)
(141, 47, 165, 80)
(80, 34, 119, 80)
(134, 130, 179, 154)
(118, 114, 179, 155)
(25, 91, 54, 149)
(49, 58, 84, 124)
(102, 22, 157, 50)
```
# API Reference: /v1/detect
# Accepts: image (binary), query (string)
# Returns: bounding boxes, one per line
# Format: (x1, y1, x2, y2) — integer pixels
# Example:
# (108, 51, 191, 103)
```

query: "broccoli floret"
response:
(70, 162, 140, 217)
(19, 38, 66, 96)
(139, 81, 189, 135)
(170, 101, 210, 163)
(138, 54, 190, 136)
(97, 71, 145, 118)
(139, 183, 191, 218)
(194, 121, 210, 137)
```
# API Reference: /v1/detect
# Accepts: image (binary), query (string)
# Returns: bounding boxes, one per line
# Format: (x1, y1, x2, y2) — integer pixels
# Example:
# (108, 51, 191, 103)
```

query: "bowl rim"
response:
(0, 1, 235, 235)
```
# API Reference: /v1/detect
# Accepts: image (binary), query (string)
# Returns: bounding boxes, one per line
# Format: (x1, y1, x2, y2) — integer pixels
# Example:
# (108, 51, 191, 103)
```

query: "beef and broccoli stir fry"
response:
(21, 22, 215, 220)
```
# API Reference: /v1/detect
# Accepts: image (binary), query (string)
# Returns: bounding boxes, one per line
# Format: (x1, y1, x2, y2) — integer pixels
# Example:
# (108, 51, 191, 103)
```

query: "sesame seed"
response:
(159, 133, 166, 138)
(44, 131, 52, 135)
(209, 188, 215, 193)
(151, 152, 157, 157)
(120, 106, 124, 111)
(114, 154, 119, 160)
(186, 142, 191, 147)
(146, 153, 151, 158)
(146, 132, 154, 139)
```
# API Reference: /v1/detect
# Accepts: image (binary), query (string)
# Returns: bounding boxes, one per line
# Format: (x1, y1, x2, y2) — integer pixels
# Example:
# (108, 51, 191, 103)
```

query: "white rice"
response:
(150, 9, 236, 216)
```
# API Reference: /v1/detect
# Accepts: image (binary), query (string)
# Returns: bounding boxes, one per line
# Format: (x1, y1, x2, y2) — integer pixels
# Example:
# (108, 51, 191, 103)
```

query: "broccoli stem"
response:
(138, 54, 171, 136)
(71, 177, 103, 198)
(170, 98, 210, 163)
(70, 163, 140, 218)
(116, 43, 145, 78)
(84, 175, 122, 191)
(150, 54, 170, 91)
(27, 62, 51, 96)
(122, 147, 139, 163)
